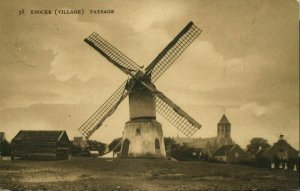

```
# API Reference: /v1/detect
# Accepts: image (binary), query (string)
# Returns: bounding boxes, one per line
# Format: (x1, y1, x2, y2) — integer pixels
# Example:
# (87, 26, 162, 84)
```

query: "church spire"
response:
(218, 114, 230, 124)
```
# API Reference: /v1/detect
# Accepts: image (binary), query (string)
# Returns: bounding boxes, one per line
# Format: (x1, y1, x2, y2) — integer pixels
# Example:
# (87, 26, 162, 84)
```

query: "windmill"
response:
(78, 21, 202, 158)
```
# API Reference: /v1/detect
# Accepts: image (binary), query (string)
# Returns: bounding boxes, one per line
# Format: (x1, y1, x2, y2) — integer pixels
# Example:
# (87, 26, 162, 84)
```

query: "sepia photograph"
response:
(0, 0, 299, 190)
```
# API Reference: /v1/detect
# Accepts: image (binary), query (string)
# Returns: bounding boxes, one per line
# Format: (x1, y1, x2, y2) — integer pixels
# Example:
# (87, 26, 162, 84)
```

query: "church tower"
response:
(216, 114, 233, 146)
(217, 114, 231, 138)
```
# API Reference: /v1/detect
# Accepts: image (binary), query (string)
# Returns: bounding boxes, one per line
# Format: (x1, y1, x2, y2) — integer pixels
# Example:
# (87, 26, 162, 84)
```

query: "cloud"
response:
(239, 102, 280, 117)
(127, 1, 188, 33)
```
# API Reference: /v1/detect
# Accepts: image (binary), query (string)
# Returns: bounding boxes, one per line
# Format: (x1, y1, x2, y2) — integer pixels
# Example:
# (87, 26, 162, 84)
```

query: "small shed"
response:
(11, 130, 70, 160)
(214, 144, 247, 163)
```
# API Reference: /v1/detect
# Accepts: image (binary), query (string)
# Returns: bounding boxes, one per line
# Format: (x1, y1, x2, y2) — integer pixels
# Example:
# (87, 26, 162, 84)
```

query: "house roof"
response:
(174, 137, 217, 148)
(214, 145, 236, 156)
(187, 137, 217, 148)
(263, 139, 297, 154)
(187, 139, 209, 148)
(12, 130, 67, 142)
(218, 114, 230, 124)
(203, 137, 217, 145)
(173, 137, 196, 145)
(0, 132, 4, 141)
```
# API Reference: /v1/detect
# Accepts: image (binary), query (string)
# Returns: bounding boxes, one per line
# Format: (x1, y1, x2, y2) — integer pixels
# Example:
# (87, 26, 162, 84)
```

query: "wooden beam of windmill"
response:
(145, 22, 202, 82)
(81, 33, 144, 139)
(78, 81, 129, 139)
(84, 32, 141, 77)
(140, 81, 201, 137)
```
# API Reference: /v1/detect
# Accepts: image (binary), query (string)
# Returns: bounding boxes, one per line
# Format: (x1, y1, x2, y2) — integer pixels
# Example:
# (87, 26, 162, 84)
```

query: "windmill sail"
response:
(155, 92, 201, 137)
(85, 32, 141, 76)
(139, 81, 201, 137)
(78, 81, 129, 139)
(145, 22, 202, 82)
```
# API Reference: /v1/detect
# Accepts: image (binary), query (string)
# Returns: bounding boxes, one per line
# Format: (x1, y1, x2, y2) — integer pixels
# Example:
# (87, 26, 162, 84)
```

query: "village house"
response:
(257, 135, 298, 169)
(11, 130, 70, 160)
(185, 138, 214, 160)
(213, 144, 247, 163)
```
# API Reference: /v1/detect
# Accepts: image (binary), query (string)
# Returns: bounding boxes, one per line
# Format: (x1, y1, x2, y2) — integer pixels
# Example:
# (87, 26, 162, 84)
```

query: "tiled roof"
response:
(188, 137, 216, 147)
(214, 144, 236, 156)
(12, 130, 66, 142)
(264, 139, 298, 154)
(173, 137, 196, 145)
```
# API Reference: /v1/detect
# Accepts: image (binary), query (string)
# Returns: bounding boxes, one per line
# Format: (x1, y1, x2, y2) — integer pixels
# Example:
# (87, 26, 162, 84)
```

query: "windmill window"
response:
(136, 128, 141, 135)
(155, 139, 160, 149)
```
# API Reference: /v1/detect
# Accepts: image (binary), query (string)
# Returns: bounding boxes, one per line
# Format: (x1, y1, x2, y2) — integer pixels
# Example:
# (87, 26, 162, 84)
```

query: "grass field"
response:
(0, 157, 299, 191)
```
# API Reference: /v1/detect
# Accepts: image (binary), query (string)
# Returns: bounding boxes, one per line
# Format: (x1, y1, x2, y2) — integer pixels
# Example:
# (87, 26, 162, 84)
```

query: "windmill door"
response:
(122, 139, 130, 157)
(155, 139, 160, 154)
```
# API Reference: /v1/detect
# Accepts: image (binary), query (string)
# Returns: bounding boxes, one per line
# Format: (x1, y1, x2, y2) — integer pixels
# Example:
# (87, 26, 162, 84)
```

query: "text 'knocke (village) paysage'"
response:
(18, 9, 114, 16)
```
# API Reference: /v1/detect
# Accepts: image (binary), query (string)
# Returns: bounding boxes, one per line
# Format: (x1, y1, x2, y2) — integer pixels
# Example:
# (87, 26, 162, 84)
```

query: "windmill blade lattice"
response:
(145, 22, 202, 82)
(85, 32, 141, 76)
(155, 93, 201, 137)
(78, 80, 129, 139)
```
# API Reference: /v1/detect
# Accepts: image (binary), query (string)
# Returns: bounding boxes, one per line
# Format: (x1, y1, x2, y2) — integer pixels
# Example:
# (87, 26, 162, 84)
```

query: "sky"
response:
(0, 0, 299, 149)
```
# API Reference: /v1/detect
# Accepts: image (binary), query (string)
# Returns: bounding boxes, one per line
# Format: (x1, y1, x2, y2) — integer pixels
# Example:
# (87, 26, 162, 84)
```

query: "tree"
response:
(97, 142, 106, 154)
(164, 137, 176, 148)
(163, 137, 198, 161)
(108, 137, 122, 152)
(85, 140, 107, 155)
(246, 137, 271, 155)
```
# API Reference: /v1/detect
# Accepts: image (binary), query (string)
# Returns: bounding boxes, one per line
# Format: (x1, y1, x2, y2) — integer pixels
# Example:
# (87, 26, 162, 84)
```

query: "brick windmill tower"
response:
(78, 22, 202, 158)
